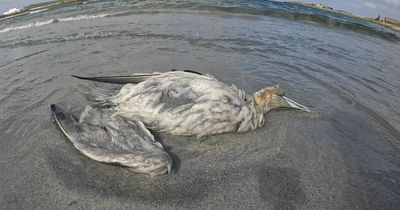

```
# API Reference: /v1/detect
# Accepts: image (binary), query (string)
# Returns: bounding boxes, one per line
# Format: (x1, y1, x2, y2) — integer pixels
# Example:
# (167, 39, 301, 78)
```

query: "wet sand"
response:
(1, 80, 398, 209)
(1, 107, 348, 209)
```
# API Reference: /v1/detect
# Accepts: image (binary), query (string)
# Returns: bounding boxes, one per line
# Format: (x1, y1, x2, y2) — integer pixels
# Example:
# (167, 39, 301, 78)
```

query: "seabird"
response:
(51, 70, 311, 176)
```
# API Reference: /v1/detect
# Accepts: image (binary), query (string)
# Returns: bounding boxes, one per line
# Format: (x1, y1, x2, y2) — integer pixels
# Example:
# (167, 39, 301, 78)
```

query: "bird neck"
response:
(251, 94, 272, 113)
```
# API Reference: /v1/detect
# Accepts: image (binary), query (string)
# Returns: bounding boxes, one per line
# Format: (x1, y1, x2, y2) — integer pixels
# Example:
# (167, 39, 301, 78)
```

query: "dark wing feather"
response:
(71, 74, 159, 84)
(71, 70, 202, 84)
(170, 69, 203, 75)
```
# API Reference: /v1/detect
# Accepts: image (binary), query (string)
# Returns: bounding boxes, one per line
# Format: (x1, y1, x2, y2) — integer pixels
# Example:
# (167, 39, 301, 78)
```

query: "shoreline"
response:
(1, 0, 399, 33)
(287, 1, 400, 32)
(0, 0, 87, 21)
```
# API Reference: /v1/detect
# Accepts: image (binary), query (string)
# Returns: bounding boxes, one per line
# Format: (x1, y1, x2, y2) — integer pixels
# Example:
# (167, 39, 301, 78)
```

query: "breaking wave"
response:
(0, 13, 111, 33)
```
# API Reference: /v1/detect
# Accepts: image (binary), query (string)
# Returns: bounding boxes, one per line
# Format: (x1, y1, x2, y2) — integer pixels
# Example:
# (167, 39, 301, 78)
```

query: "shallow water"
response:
(0, 0, 399, 209)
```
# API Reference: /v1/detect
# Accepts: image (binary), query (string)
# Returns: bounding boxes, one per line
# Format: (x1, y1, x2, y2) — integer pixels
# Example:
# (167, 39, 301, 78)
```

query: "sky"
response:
(0, 0, 399, 19)
(292, 0, 400, 19)
(0, 0, 48, 14)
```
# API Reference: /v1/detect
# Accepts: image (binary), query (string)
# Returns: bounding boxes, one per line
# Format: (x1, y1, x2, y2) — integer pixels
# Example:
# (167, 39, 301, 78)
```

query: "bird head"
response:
(252, 85, 311, 113)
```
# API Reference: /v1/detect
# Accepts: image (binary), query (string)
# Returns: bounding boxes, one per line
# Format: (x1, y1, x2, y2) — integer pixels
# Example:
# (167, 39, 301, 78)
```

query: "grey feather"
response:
(51, 104, 172, 176)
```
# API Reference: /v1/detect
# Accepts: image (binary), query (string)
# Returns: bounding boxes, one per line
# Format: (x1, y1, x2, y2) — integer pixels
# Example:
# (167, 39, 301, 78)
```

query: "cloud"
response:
(365, 2, 377, 8)
(383, 0, 400, 7)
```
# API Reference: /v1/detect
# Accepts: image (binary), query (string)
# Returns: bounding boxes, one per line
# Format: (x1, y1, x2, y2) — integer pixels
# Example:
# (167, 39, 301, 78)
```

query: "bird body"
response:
(108, 71, 264, 138)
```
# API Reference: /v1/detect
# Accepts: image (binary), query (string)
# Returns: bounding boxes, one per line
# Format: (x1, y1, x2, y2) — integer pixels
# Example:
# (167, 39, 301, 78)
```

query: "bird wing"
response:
(71, 70, 203, 84)
(50, 104, 172, 176)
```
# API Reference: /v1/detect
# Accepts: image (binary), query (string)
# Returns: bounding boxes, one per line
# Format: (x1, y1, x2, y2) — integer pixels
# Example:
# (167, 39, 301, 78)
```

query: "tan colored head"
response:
(252, 85, 312, 113)
(252, 85, 291, 113)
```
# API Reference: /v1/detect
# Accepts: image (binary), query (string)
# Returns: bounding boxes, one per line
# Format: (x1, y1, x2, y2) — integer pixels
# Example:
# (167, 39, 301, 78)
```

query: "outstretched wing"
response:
(50, 104, 172, 176)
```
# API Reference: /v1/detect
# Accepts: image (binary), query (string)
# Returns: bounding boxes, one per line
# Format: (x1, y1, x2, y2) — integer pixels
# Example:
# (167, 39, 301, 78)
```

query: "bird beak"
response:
(281, 96, 313, 112)
(167, 163, 172, 174)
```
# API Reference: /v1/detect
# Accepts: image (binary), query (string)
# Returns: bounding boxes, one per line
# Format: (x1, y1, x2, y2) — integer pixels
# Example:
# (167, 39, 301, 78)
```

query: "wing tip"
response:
(70, 75, 87, 80)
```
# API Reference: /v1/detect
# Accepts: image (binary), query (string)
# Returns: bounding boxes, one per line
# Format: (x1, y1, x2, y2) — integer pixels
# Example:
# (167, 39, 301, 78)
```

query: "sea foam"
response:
(0, 13, 111, 33)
